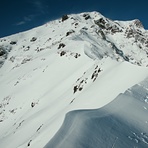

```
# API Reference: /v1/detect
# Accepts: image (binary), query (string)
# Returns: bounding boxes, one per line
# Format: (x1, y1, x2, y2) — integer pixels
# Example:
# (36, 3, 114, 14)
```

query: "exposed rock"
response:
(60, 51, 66, 56)
(134, 19, 144, 28)
(0, 47, 6, 56)
(83, 14, 91, 20)
(94, 19, 106, 29)
(58, 43, 66, 49)
(62, 15, 69, 22)
(30, 37, 37, 42)
(73, 85, 78, 93)
(66, 30, 75, 36)
(74, 53, 81, 58)
(10, 41, 17, 45)
(97, 30, 106, 39)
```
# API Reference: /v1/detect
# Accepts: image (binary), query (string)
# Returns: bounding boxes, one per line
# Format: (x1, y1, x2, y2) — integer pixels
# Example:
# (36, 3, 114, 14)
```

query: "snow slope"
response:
(45, 78, 148, 148)
(0, 11, 148, 148)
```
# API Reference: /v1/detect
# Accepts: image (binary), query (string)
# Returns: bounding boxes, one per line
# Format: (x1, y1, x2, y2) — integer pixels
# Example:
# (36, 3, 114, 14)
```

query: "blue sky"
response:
(0, 0, 148, 38)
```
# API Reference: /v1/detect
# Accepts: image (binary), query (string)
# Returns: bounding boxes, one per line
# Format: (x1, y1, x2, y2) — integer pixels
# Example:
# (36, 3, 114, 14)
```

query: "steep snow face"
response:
(45, 78, 148, 148)
(0, 11, 148, 148)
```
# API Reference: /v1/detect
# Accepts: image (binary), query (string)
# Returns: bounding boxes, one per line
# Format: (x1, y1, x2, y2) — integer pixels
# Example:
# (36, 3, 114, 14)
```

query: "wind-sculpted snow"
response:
(0, 11, 148, 148)
(45, 78, 148, 148)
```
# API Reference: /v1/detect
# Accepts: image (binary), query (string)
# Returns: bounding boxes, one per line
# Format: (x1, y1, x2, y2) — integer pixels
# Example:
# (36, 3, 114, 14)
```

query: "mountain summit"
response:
(0, 11, 148, 148)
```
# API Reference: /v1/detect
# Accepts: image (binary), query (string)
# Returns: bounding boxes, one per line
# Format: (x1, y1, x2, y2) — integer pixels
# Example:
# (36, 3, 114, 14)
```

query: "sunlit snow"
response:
(0, 11, 148, 148)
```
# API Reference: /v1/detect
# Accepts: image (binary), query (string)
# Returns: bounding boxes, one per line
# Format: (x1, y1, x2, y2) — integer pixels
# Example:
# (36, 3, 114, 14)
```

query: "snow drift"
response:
(45, 78, 148, 148)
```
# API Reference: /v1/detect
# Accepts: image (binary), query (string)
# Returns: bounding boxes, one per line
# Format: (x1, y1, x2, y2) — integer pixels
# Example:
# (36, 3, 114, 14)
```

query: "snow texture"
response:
(45, 78, 148, 148)
(0, 11, 148, 148)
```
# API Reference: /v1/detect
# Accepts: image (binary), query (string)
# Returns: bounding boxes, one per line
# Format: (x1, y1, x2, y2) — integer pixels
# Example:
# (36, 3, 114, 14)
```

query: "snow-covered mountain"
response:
(0, 11, 148, 148)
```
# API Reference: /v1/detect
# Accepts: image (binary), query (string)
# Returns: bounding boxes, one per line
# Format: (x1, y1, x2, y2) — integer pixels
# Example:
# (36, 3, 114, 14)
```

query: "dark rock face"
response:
(94, 18, 122, 33)
(58, 43, 66, 49)
(60, 51, 66, 56)
(66, 30, 75, 36)
(0, 46, 10, 68)
(10, 41, 17, 45)
(30, 37, 37, 42)
(83, 14, 91, 20)
(0, 47, 6, 56)
(62, 15, 69, 22)
(134, 19, 144, 28)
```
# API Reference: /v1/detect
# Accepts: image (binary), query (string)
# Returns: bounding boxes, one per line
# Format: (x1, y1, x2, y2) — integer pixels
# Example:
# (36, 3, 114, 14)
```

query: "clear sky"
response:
(0, 0, 148, 38)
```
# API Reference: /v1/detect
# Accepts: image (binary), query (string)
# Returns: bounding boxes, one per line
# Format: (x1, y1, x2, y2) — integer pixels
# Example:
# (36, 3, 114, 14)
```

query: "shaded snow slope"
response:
(0, 11, 148, 148)
(45, 78, 148, 148)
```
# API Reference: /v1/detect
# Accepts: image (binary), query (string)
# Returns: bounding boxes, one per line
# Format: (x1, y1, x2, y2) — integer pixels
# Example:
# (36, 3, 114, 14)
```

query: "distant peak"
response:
(133, 19, 144, 29)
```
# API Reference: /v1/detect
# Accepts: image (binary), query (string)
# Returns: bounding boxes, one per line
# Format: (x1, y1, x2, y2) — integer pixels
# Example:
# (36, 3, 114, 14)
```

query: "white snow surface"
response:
(45, 78, 148, 148)
(0, 11, 148, 148)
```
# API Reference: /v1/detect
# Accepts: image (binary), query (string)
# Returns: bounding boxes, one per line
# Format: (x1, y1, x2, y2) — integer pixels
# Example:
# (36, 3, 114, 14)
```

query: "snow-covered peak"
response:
(0, 11, 148, 68)
(0, 11, 148, 148)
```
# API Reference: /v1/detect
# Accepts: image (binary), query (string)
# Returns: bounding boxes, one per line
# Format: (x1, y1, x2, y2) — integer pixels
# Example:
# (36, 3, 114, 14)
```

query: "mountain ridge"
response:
(0, 11, 148, 148)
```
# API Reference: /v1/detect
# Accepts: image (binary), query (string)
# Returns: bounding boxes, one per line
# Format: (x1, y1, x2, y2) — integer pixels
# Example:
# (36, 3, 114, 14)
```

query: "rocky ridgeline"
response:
(0, 11, 148, 68)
